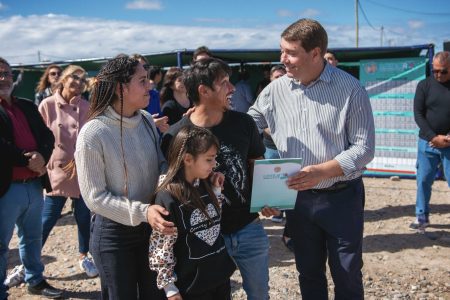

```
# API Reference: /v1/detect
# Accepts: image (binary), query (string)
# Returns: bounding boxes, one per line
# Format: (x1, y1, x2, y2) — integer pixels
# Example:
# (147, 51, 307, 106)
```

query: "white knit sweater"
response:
(75, 106, 166, 226)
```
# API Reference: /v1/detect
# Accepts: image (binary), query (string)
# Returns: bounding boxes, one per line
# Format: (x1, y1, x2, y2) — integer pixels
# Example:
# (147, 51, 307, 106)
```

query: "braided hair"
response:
(88, 54, 140, 196)
(88, 54, 139, 120)
(155, 126, 221, 221)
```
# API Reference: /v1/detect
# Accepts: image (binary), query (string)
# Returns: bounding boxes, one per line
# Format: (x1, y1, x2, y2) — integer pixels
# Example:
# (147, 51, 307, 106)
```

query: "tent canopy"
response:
(11, 44, 434, 71)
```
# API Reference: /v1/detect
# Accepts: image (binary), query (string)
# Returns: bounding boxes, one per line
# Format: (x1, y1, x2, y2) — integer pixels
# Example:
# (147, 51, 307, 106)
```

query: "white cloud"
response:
(300, 8, 320, 18)
(0, 14, 444, 65)
(277, 9, 292, 17)
(408, 20, 424, 29)
(0, 2, 6, 10)
(125, 0, 162, 10)
(193, 18, 226, 23)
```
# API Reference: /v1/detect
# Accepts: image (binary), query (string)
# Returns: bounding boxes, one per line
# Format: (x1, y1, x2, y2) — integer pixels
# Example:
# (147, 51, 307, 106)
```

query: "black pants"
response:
(90, 215, 166, 300)
(286, 178, 365, 300)
(182, 279, 231, 300)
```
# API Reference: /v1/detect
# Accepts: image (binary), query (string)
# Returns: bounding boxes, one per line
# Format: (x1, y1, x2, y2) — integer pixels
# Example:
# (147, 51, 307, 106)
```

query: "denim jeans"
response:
(416, 138, 450, 217)
(42, 195, 91, 254)
(90, 215, 164, 300)
(223, 219, 269, 300)
(0, 180, 45, 299)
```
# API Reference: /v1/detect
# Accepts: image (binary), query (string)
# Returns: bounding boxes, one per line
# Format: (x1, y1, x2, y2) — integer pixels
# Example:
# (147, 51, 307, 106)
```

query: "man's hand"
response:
(25, 151, 46, 173)
(286, 165, 325, 191)
(429, 135, 450, 148)
(168, 293, 182, 300)
(152, 114, 169, 133)
(147, 205, 176, 235)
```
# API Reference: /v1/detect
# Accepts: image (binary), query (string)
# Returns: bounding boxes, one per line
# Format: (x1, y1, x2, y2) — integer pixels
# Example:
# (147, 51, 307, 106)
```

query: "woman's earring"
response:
(193, 178, 200, 187)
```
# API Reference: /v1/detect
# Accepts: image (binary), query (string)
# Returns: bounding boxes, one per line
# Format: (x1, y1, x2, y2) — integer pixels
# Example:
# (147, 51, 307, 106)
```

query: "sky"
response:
(1, 0, 449, 65)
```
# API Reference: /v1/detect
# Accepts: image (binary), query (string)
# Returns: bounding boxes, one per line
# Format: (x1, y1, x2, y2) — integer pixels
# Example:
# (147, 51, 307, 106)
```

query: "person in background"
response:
(161, 58, 276, 300)
(0, 57, 63, 299)
(149, 126, 235, 300)
(35, 65, 62, 106)
(131, 54, 169, 134)
(261, 65, 294, 252)
(11, 68, 24, 94)
(75, 55, 174, 299)
(6, 65, 99, 289)
(193, 46, 213, 62)
(230, 68, 254, 113)
(147, 65, 163, 113)
(255, 66, 271, 97)
(248, 19, 375, 299)
(324, 50, 339, 67)
(410, 51, 450, 230)
(38, 65, 98, 277)
(160, 67, 192, 125)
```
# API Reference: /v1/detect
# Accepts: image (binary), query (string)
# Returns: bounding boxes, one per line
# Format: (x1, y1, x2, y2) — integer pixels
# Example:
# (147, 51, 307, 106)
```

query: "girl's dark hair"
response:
(155, 126, 220, 220)
(159, 67, 183, 105)
(88, 54, 140, 120)
(35, 64, 63, 93)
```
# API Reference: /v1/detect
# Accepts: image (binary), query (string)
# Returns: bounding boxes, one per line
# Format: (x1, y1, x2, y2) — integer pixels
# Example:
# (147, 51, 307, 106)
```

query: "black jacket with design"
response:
(149, 181, 235, 296)
(0, 97, 54, 196)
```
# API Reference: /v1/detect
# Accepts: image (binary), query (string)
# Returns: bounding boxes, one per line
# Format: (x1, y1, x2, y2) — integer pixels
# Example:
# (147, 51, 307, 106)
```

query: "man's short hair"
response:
(281, 18, 328, 55)
(183, 57, 231, 105)
(193, 46, 213, 61)
(0, 57, 10, 68)
(434, 51, 450, 64)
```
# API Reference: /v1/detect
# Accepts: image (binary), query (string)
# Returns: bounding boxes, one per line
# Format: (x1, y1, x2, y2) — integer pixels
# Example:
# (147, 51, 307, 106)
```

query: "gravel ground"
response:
(6, 177, 450, 299)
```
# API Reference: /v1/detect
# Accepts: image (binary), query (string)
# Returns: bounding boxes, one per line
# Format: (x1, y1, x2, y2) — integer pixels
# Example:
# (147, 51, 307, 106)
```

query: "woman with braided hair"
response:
(74, 55, 175, 299)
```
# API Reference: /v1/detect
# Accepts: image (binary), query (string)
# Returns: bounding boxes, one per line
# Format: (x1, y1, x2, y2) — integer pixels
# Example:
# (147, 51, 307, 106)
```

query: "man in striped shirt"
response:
(248, 19, 375, 300)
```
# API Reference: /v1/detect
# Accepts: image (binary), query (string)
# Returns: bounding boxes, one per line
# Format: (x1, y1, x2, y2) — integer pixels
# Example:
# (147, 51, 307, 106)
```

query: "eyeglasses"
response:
(69, 74, 87, 83)
(49, 71, 61, 77)
(0, 71, 12, 80)
(432, 69, 449, 75)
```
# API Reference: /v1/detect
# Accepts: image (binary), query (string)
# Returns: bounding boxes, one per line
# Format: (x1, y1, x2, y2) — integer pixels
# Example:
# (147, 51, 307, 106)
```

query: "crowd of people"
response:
(1, 17, 449, 300)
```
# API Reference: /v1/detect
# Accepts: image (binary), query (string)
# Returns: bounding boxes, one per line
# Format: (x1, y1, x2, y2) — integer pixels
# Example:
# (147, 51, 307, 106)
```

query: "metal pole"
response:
(380, 26, 384, 47)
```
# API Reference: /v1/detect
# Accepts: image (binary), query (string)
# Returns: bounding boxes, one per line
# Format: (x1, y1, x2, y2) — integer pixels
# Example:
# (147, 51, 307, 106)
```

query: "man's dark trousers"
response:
(286, 178, 365, 300)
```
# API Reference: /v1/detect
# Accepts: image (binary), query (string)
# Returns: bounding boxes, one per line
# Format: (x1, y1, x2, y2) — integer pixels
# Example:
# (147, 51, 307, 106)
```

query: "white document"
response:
(250, 158, 302, 213)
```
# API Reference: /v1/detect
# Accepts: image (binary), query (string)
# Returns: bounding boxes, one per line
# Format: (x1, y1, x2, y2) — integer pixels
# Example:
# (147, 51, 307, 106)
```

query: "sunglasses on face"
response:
(49, 71, 61, 77)
(432, 69, 449, 75)
(0, 71, 12, 80)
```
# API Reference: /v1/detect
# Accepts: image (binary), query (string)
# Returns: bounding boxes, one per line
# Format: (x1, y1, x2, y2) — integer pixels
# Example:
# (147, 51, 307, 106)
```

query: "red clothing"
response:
(0, 97, 38, 180)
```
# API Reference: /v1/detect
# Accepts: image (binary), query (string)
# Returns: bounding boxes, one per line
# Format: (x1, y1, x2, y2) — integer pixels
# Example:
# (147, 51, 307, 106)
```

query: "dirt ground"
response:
(6, 177, 450, 299)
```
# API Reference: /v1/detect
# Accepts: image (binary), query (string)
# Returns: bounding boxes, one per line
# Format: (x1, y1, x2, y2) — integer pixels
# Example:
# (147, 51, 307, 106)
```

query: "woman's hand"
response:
(147, 205, 176, 235)
(152, 114, 169, 133)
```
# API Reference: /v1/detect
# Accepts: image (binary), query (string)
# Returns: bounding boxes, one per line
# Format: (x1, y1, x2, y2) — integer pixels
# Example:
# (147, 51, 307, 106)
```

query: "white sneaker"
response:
(4, 264, 25, 288)
(79, 256, 98, 278)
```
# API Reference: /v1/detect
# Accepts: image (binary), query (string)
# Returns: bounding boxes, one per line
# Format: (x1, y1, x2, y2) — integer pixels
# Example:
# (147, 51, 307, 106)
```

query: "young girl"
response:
(149, 126, 235, 300)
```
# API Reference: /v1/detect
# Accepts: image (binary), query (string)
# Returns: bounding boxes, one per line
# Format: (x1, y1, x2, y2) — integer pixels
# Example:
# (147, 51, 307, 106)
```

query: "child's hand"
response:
(210, 171, 225, 188)
(168, 293, 182, 300)
(147, 205, 176, 235)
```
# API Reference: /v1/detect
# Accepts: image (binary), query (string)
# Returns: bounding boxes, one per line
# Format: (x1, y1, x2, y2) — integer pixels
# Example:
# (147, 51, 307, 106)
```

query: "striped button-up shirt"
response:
(248, 63, 375, 189)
